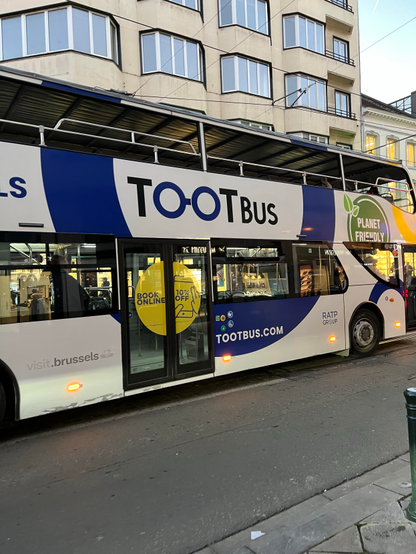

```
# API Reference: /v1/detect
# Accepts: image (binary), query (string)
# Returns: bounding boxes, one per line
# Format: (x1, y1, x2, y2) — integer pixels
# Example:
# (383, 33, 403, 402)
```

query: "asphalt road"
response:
(1, 339, 416, 554)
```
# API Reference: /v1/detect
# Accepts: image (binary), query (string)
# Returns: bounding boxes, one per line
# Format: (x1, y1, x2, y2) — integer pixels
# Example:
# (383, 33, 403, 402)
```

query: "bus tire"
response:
(350, 309, 381, 356)
(0, 382, 6, 423)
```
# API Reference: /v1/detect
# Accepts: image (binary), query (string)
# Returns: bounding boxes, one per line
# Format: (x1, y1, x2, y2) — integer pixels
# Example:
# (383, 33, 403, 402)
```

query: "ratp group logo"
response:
(344, 195, 391, 242)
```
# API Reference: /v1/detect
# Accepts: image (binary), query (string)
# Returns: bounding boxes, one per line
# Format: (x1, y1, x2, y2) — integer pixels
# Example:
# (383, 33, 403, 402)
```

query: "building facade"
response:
(0, 0, 361, 147)
(362, 94, 416, 186)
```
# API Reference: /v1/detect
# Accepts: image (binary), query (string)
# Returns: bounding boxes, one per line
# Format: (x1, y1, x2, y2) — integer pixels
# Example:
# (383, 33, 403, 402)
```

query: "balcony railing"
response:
(325, 50, 355, 66)
(327, 106, 356, 119)
(325, 0, 353, 12)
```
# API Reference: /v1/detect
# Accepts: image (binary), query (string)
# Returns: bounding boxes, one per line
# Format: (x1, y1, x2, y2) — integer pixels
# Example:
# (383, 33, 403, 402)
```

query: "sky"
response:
(358, 0, 416, 103)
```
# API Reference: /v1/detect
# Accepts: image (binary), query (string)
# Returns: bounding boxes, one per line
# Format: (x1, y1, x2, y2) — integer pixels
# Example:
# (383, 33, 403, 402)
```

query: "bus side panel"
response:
(0, 315, 123, 420)
(214, 296, 345, 375)
(337, 248, 405, 344)
(0, 142, 55, 232)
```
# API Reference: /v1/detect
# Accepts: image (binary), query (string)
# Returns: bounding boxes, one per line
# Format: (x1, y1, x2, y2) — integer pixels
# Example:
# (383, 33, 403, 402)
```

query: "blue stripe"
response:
(41, 149, 131, 236)
(41, 81, 121, 103)
(214, 297, 319, 357)
(301, 186, 336, 242)
(369, 282, 390, 304)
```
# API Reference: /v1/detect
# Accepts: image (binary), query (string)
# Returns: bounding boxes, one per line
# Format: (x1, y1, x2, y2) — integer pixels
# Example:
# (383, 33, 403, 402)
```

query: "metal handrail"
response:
(53, 118, 198, 155)
(325, 0, 353, 12)
(0, 118, 199, 162)
(207, 155, 343, 184)
(325, 50, 355, 66)
(327, 106, 356, 119)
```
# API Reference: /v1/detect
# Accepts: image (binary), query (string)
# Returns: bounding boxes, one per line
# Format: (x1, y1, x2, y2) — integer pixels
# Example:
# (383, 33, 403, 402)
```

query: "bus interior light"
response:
(223, 355, 232, 362)
(67, 383, 82, 392)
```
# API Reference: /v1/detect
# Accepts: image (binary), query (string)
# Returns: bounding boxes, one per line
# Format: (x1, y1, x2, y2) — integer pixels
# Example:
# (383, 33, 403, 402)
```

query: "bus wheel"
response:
(0, 382, 6, 423)
(350, 309, 381, 356)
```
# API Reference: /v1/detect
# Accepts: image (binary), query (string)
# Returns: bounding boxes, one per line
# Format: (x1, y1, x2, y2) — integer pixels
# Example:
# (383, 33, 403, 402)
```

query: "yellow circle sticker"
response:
(135, 261, 201, 336)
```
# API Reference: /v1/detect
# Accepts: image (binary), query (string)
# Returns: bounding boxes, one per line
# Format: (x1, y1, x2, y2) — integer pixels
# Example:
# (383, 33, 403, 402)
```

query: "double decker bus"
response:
(0, 66, 415, 423)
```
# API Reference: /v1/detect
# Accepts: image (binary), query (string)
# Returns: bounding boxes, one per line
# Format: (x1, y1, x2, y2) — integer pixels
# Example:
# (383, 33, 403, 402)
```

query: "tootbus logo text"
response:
(127, 177, 278, 226)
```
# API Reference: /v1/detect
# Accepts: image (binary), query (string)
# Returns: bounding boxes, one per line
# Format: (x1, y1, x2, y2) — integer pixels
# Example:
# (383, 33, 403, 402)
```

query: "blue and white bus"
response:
(0, 67, 416, 422)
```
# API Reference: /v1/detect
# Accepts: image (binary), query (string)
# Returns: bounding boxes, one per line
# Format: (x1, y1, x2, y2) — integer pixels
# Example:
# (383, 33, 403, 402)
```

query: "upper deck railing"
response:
(0, 117, 413, 214)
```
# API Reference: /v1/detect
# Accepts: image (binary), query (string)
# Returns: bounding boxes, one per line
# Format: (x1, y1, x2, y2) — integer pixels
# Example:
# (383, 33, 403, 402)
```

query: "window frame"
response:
(386, 137, 399, 161)
(221, 55, 271, 98)
(0, 5, 119, 63)
(0, 231, 118, 324)
(345, 242, 400, 289)
(218, 0, 269, 36)
(141, 30, 204, 82)
(365, 133, 378, 155)
(407, 142, 416, 166)
(166, 0, 201, 12)
(334, 90, 351, 118)
(212, 239, 294, 304)
(285, 73, 327, 111)
(283, 14, 325, 55)
(333, 36, 349, 63)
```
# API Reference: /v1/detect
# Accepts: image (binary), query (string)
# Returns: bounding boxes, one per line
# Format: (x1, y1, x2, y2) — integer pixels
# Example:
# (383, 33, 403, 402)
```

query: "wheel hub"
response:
(353, 319, 374, 348)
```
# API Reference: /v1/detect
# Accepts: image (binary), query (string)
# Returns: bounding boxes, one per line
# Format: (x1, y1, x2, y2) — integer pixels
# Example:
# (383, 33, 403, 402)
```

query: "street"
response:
(1, 338, 415, 554)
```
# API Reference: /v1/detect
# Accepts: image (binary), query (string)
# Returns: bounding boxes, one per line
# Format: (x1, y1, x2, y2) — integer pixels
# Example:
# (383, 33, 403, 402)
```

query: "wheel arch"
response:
(349, 302, 385, 340)
(0, 359, 20, 422)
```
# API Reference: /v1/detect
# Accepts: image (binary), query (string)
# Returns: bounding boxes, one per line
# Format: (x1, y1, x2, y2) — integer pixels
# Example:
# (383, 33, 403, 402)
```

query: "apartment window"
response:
(335, 91, 351, 117)
(219, 0, 268, 35)
(233, 119, 273, 131)
(283, 15, 324, 54)
(0, 6, 119, 62)
(387, 138, 398, 161)
(288, 132, 328, 144)
(407, 143, 416, 166)
(222, 56, 270, 97)
(365, 133, 377, 155)
(142, 32, 203, 81)
(167, 0, 200, 10)
(333, 38, 349, 62)
(285, 74, 326, 111)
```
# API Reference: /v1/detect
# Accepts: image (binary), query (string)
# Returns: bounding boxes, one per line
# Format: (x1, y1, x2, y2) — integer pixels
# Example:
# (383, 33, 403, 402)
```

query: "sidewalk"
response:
(194, 454, 415, 554)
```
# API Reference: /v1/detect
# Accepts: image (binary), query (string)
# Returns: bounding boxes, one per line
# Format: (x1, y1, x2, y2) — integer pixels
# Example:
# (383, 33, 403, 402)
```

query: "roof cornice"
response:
(363, 108, 416, 127)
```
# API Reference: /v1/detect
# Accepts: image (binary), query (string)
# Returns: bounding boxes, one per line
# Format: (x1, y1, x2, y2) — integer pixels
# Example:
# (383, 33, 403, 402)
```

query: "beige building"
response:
(0, 0, 361, 148)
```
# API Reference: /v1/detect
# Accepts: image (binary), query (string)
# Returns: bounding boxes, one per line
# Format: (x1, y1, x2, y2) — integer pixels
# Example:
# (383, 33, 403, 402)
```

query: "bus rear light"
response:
(67, 382, 82, 392)
(395, 322, 401, 328)
(329, 336, 336, 343)
(222, 355, 232, 362)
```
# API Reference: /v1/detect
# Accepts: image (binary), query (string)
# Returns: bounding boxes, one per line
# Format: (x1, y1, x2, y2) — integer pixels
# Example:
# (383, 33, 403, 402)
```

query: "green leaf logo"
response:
(344, 195, 353, 214)
(352, 205, 359, 217)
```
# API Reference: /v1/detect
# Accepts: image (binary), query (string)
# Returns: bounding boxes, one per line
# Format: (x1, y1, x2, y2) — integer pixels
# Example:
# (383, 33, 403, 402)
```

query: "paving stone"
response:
(323, 459, 409, 501)
(194, 548, 218, 554)
(400, 454, 410, 462)
(230, 548, 256, 554)
(401, 497, 411, 511)
(248, 485, 400, 554)
(310, 525, 362, 552)
(214, 495, 330, 554)
(373, 466, 411, 495)
(361, 500, 407, 525)
(360, 523, 416, 554)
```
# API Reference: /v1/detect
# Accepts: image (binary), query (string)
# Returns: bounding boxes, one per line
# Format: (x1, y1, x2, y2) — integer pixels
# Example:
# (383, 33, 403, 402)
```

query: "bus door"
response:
(119, 239, 214, 390)
(403, 245, 416, 329)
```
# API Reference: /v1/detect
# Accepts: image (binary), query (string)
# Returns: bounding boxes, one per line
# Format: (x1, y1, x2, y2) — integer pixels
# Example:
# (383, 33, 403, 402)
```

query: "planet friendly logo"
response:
(344, 195, 391, 242)
(135, 261, 201, 336)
